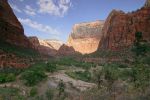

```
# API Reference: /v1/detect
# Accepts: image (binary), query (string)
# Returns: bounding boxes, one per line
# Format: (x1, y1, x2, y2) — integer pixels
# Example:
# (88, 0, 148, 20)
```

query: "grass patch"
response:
(66, 71, 92, 82)
(30, 87, 38, 97)
(49, 57, 96, 70)
(0, 87, 26, 100)
(0, 73, 16, 83)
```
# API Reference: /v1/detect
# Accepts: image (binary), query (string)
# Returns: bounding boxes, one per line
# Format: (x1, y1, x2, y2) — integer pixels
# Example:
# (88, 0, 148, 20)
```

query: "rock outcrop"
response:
(145, 0, 150, 7)
(68, 20, 104, 54)
(57, 44, 76, 56)
(98, 6, 150, 50)
(28, 37, 63, 56)
(0, 0, 32, 48)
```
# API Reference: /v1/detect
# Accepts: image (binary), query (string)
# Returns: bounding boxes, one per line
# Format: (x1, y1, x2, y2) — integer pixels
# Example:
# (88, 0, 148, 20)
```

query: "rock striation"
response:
(68, 20, 104, 54)
(98, 6, 150, 50)
(0, 0, 32, 48)
(28, 37, 63, 56)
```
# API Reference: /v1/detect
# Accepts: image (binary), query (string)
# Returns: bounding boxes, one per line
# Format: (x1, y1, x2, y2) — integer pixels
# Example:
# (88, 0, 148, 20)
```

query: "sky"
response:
(8, 0, 146, 42)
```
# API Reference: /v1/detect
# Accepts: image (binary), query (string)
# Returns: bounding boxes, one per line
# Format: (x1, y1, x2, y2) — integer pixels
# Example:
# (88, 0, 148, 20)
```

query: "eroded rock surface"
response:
(68, 21, 104, 54)
(0, 0, 32, 48)
(98, 6, 150, 50)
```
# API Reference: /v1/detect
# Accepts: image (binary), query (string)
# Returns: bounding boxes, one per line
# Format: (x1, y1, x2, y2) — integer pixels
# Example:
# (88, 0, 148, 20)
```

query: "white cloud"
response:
(24, 5, 36, 16)
(18, 18, 60, 35)
(10, 4, 22, 13)
(37, 0, 71, 17)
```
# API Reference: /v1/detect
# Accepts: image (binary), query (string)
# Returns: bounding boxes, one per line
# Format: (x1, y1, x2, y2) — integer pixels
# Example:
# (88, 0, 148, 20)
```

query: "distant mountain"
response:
(28, 37, 63, 56)
(67, 20, 104, 54)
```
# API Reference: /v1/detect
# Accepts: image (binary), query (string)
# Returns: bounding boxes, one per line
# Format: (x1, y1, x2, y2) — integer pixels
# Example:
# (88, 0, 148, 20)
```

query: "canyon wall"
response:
(68, 20, 104, 54)
(0, 0, 32, 48)
(28, 37, 63, 56)
(98, 5, 150, 50)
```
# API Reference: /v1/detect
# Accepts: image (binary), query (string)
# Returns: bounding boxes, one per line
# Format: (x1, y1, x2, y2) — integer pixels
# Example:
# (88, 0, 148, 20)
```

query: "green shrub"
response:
(21, 69, 47, 86)
(46, 63, 57, 72)
(30, 87, 38, 97)
(49, 57, 96, 69)
(66, 71, 92, 82)
(58, 80, 65, 96)
(0, 40, 40, 58)
(0, 73, 16, 83)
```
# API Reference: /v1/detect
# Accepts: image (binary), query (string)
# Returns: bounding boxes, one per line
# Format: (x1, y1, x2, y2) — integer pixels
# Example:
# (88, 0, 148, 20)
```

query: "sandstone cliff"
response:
(145, 0, 150, 7)
(28, 37, 63, 56)
(98, 6, 150, 50)
(68, 20, 104, 54)
(0, 0, 32, 48)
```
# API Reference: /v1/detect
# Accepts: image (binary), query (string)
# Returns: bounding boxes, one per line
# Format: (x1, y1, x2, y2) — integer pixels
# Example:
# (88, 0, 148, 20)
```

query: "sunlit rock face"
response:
(67, 20, 104, 54)
(98, 6, 150, 50)
(28, 37, 63, 56)
(145, 0, 150, 7)
(0, 0, 32, 48)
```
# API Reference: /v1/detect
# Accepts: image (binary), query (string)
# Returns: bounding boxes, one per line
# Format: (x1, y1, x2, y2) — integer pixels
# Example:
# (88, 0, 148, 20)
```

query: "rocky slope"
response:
(0, 0, 32, 48)
(0, 0, 39, 68)
(68, 20, 104, 54)
(57, 44, 76, 56)
(28, 37, 63, 56)
(98, 5, 150, 50)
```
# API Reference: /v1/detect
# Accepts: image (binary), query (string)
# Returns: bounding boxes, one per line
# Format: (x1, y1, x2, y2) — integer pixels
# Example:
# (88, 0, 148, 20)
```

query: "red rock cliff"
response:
(98, 6, 150, 50)
(67, 20, 104, 54)
(0, 0, 31, 48)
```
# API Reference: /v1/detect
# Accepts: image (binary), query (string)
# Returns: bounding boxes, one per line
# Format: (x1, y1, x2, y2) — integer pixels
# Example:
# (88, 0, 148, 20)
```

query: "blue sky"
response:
(8, 0, 146, 42)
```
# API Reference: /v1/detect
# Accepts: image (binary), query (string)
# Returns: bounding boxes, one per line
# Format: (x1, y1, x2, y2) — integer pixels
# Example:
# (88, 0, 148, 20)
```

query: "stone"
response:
(68, 20, 104, 54)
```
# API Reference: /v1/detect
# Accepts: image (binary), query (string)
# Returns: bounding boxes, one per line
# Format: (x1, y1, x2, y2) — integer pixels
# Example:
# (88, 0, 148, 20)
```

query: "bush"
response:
(0, 73, 16, 83)
(21, 69, 47, 86)
(0, 40, 40, 58)
(30, 87, 38, 97)
(66, 71, 92, 82)
(50, 57, 96, 69)
(46, 63, 57, 72)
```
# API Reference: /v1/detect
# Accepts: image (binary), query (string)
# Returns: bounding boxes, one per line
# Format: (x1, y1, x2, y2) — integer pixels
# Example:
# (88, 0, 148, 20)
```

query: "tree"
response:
(131, 32, 150, 94)
(58, 80, 65, 96)
(93, 69, 104, 89)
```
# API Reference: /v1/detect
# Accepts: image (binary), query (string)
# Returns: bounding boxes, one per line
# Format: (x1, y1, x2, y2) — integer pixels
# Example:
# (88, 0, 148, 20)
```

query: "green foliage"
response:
(30, 87, 38, 97)
(0, 87, 19, 95)
(0, 40, 40, 58)
(131, 63, 150, 92)
(103, 64, 119, 86)
(58, 80, 65, 96)
(50, 57, 96, 69)
(0, 73, 16, 83)
(93, 69, 104, 89)
(130, 32, 150, 93)
(21, 69, 47, 86)
(45, 88, 54, 100)
(0, 87, 26, 100)
(46, 63, 57, 72)
(66, 71, 92, 82)
(0, 67, 24, 75)
(132, 32, 148, 57)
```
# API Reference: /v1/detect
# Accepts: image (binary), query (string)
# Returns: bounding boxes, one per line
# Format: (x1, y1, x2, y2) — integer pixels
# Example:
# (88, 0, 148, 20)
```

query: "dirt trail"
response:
(48, 70, 96, 91)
